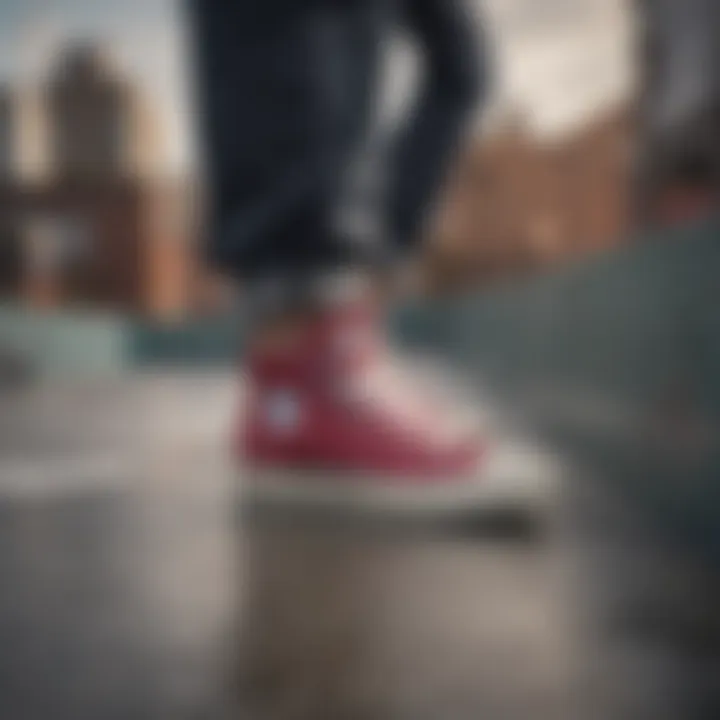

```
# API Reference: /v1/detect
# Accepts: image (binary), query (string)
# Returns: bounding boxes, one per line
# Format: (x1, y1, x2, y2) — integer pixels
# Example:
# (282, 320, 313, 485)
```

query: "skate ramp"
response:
(396, 216, 720, 560)
(2, 217, 718, 557)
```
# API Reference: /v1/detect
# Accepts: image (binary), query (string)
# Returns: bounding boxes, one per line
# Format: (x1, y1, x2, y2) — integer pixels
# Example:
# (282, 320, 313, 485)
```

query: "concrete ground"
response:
(0, 373, 717, 720)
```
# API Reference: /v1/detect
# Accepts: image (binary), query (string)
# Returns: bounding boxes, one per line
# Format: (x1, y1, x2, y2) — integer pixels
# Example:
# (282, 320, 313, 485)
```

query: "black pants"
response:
(188, 0, 486, 281)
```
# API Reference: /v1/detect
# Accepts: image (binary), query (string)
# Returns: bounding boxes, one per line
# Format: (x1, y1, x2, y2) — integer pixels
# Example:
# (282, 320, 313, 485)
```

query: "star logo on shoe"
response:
(263, 390, 303, 435)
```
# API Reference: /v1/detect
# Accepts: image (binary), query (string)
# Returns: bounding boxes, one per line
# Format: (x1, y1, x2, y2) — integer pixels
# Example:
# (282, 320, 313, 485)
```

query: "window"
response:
(24, 215, 92, 273)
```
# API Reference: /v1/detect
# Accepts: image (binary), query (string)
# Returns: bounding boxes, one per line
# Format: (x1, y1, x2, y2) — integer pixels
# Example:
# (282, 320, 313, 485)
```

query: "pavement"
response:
(0, 372, 717, 720)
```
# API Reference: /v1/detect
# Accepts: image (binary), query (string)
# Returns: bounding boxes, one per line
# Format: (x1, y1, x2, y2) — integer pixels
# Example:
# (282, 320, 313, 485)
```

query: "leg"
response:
(186, 0, 375, 282)
(322, 0, 389, 266)
(214, 2, 531, 527)
(386, 0, 488, 253)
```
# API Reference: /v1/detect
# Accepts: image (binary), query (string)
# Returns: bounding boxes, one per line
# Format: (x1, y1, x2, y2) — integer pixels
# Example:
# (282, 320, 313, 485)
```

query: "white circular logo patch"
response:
(264, 390, 302, 434)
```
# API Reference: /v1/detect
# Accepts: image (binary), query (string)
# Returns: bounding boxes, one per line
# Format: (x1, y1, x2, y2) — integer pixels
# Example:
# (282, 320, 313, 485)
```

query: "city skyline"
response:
(0, 0, 635, 173)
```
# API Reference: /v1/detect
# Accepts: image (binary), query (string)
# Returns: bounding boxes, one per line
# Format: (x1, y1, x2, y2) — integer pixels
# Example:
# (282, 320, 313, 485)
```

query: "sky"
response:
(0, 0, 636, 172)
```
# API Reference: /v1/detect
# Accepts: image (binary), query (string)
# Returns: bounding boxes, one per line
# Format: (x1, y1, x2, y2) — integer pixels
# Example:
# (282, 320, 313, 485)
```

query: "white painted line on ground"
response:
(0, 455, 132, 500)
(0, 450, 231, 501)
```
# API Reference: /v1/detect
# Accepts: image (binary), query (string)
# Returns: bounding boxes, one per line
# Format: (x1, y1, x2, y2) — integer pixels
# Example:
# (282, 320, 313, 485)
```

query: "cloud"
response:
(480, 0, 634, 134)
(0, 0, 635, 169)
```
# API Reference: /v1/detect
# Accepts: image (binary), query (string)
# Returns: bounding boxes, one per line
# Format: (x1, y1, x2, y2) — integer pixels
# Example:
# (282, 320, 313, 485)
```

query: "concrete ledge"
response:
(0, 305, 131, 378)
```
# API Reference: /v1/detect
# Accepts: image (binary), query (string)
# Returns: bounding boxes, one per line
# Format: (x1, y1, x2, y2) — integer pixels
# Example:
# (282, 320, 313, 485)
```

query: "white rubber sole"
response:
(239, 444, 559, 520)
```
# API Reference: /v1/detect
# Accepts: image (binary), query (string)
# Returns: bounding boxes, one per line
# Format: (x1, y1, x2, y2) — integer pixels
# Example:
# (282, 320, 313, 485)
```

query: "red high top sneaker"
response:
(238, 302, 505, 515)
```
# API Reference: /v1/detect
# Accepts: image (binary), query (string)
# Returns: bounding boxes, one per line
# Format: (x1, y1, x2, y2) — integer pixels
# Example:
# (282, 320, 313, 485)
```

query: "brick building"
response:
(0, 44, 194, 318)
(48, 44, 163, 182)
(0, 178, 193, 314)
(429, 106, 633, 288)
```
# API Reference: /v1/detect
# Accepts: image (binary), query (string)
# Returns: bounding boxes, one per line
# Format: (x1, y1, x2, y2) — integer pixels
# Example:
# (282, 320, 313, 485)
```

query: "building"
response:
(429, 106, 633, 288)
(0, 178, 194, 313)
(556, 106, 633, 251)
(0, 43, 194, 317)
(634, 0, 720, 223)
(47, 44, 163, 181)
(0, 88, 12, 181)
(0, 85, 46, 183)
